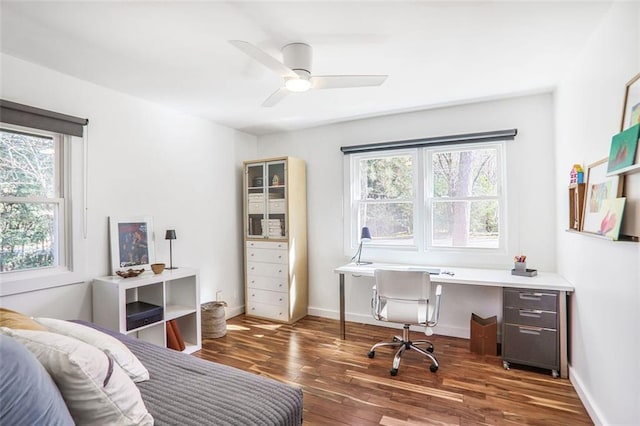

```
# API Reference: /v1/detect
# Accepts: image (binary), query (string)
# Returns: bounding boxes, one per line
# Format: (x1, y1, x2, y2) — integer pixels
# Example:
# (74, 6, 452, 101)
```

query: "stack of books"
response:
(166, 319, 185, 351)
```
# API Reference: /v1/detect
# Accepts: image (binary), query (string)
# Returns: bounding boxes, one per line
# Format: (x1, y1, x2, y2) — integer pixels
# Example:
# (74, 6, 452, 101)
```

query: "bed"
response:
(74, 320, 303, 425)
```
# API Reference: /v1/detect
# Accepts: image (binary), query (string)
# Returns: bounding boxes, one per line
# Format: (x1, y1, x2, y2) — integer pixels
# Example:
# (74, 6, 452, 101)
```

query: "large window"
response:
(347, 141, 505, 254)
(0, 127, 65, 272)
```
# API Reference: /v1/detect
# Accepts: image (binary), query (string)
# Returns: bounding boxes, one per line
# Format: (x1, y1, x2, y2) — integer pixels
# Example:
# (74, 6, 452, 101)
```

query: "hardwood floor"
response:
(195, 315, 592, 425)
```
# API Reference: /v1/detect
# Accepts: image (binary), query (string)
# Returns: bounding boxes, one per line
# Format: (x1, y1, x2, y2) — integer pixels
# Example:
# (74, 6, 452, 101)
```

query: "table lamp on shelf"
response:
(352, 226, 373, 265)
(165, 229, 177, 270)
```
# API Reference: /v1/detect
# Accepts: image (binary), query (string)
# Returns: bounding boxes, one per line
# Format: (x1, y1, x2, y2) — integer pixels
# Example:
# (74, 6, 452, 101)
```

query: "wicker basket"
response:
(201, 301, 227, 339)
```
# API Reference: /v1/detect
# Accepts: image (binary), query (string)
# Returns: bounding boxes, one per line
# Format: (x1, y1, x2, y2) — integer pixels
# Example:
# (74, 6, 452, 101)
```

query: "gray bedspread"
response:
(74, 321, 303, 426)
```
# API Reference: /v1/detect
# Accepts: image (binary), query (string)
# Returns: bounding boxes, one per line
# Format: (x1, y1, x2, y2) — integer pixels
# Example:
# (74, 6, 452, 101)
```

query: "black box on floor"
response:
(126, 301, 163, 331)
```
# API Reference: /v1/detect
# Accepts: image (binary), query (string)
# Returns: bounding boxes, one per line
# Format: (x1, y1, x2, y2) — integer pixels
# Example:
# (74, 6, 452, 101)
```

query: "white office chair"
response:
(368, 269, 443, 375)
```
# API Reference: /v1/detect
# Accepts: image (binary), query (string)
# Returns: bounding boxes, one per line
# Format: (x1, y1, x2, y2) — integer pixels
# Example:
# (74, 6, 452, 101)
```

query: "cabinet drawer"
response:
(246, 241, 288, 250)
(247, 275, 288, 292)
(269, 199, 286, 214)
(504, 289, 557, 311)
(503, 324, 558, 369)
(247, 288, 288, 307)
(247, 247, 288, 264)
(247, 301, 289, 321)
(248, 201, 264, 214)
(247, 261, 287, 278)
(504, 307, 557, 329)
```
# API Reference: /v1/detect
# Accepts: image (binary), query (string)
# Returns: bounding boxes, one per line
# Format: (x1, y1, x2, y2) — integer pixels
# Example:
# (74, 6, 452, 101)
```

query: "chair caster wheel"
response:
(390, 368, 398, 376)
(427, 346, 434, 353)
(392, 337, 399, 342)
(367, 351, 375, 359)
(430, 364, 438, 373)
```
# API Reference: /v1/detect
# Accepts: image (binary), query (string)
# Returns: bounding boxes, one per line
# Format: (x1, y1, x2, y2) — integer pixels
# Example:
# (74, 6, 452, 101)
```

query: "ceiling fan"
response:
(229, 40, 388, 107)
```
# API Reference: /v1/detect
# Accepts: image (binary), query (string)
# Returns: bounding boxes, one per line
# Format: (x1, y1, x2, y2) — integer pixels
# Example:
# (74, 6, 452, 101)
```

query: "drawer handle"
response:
(279, 298, 283, 302)
(519, 309, 542, 318)
(278, 255, 282, 259)
(518, 326, 543, 335)
(519, 293, 543, 300)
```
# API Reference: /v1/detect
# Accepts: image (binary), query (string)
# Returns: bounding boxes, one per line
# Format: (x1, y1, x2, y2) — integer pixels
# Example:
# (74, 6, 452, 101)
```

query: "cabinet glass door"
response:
(267, 161, 286, 238)
(246, 163, 265, 238)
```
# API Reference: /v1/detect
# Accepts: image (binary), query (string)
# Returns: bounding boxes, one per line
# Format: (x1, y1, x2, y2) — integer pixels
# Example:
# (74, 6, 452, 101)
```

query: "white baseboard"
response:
(308, 306, 470, 339)
(569, 365, 602, 425)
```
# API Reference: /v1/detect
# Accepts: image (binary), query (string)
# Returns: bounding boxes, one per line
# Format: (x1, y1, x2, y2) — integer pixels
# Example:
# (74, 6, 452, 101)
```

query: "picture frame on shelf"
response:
(607, 123, 640, 174)
(582, 158, 623, 234)
(109, 216, 155, 276)
(621, 72, 640, 132)
(596, 198, 626, 240)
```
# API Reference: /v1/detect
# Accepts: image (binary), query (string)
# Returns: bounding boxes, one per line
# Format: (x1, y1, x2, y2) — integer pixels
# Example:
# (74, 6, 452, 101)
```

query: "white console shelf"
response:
(92, 267, 201, 354)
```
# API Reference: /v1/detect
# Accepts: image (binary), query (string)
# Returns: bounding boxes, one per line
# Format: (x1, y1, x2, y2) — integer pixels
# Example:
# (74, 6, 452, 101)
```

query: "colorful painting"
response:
(622, 72, 640, 131)
(109, 216, 155, 275)
(607, 123, 639, 173)
(597, 198, 626, 240)
(582, 158, 622, 234)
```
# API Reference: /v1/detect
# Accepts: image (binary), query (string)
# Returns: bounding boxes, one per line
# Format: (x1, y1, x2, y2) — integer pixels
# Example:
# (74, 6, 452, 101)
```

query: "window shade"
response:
(341, 129, 517, 154)
(0, 99, 88, 137)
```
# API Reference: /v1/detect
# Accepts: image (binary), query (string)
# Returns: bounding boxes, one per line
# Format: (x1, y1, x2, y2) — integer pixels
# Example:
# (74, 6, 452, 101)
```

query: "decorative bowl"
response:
(151, 263, 166, 274)
(116, 268, 145, 278)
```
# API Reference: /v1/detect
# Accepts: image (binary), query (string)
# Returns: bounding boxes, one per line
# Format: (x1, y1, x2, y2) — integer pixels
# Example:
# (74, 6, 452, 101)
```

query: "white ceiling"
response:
(1, 1, 613, 135)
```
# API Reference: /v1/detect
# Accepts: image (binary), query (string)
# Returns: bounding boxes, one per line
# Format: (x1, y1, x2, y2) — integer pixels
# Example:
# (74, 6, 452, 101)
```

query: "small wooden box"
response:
(568, 183, 586, 230)
(470, 313, 498, 356)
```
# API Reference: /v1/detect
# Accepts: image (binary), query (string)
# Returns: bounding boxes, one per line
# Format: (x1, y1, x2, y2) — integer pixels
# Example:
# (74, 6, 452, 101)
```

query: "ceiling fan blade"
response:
(262, 87, 289, 107)
(312, 75, 388, 90)
(229, 40, 298, 79)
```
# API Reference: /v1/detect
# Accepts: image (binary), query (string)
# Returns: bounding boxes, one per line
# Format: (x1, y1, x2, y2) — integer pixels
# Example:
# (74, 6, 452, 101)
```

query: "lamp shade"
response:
(360, 226, 372, 242)
(165, 230, 177, 240)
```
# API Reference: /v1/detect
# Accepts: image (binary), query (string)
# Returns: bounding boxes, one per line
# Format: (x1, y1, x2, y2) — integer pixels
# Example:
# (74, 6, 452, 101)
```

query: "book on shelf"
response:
(166, 319, 186, 351)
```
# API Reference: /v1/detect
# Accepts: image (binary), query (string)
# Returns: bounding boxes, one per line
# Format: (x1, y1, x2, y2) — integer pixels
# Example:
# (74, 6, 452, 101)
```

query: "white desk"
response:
(334, 262, 574, 377)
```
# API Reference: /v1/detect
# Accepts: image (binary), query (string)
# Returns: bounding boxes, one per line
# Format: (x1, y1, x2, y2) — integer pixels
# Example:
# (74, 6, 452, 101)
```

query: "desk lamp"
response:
(352, 226, 373, 265)
(165, 230, 177, 269)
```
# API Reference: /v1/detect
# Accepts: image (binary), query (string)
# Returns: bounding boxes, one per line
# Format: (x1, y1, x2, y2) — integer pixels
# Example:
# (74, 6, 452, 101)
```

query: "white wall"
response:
(555, 2, 640, 425)
(0, 53, 257, 319)
(257, 93, 556, 337)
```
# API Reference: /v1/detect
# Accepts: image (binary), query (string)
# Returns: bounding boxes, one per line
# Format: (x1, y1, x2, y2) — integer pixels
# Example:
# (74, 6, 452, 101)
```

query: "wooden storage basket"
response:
(201, 301, 227, 339)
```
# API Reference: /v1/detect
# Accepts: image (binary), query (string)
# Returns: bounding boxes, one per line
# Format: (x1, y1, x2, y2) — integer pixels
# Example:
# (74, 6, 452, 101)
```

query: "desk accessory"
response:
(352, 226, 372, 265)
(165, 230, 177, 270)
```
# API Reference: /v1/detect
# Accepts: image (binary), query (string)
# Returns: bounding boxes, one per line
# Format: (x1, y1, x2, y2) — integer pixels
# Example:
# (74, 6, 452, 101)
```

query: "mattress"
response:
(74, 321, 303, 425)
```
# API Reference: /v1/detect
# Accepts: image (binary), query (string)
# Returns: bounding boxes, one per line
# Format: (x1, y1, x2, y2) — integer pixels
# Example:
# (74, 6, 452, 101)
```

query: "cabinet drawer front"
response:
(246, 241, 288, 250)
(503, 324, 558, 369)
(247, 288, 288, 306)
(269, 199, 286, 214)
(247, 275, 288, 292)
(504, 307, 557, 329)
(247, 301, 289, 321)
(504, 289, 557, 311)
(247, 262, 288, 278)
(247, 247, 288, 264)
(248, 201, 264, 214)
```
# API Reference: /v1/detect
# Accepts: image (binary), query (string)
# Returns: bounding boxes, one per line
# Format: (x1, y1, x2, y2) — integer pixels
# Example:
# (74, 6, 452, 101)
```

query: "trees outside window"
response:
(348, 142, 504, 252)
(0, 128, 63, 272)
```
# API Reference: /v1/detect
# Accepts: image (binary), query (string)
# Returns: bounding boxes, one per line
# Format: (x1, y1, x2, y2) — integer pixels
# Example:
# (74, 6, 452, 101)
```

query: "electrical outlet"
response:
(216, 290, 223, 301)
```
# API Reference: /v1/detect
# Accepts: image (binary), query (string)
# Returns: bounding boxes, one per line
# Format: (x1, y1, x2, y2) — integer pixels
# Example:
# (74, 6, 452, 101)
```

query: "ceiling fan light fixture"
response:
(285, 77, 311, 92)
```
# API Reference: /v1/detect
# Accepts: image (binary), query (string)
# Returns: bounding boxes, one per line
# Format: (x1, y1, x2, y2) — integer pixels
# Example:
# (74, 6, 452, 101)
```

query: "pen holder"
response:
(514, 262, 527, 272)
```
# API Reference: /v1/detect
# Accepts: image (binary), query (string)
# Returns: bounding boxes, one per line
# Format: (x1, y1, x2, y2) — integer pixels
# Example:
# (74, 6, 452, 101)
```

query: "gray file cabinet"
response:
(502, 288, 560, 378)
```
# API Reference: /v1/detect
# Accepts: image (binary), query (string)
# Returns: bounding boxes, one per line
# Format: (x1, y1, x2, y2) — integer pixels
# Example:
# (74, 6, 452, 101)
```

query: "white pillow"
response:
(34, 317, 149, 383)
(0, 327, 153, 426)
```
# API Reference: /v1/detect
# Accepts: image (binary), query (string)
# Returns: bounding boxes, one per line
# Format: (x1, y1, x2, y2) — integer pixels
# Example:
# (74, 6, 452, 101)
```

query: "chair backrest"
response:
(373, 269, 435, 325)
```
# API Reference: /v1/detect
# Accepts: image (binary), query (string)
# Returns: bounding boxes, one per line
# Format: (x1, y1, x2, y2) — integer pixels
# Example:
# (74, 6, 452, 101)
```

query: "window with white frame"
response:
(0, 126, 66, 272)
(0, 100, 88, 295)
(351, 150, 417, 247)
(346, 139, 506, 255)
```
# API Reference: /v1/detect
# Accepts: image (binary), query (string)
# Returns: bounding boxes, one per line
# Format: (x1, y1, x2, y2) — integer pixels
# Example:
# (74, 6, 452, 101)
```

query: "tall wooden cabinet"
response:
(243, 157, 307, 323)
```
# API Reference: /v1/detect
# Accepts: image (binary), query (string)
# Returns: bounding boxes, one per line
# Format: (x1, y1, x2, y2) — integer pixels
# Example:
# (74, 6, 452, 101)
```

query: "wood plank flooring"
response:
(194, 315, 592, 425)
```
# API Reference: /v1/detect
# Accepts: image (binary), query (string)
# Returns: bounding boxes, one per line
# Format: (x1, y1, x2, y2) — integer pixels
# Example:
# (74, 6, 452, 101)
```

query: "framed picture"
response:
(582, 158, 623, 234)
(597, 198, 626, 240)
(621, 72, 640, 131)
(109, 216, 155, 275)
(607, 123, 640, 174)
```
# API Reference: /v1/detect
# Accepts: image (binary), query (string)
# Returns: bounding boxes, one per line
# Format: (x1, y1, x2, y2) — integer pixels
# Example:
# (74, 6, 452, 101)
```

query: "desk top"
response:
(335, 262, 574, 292)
